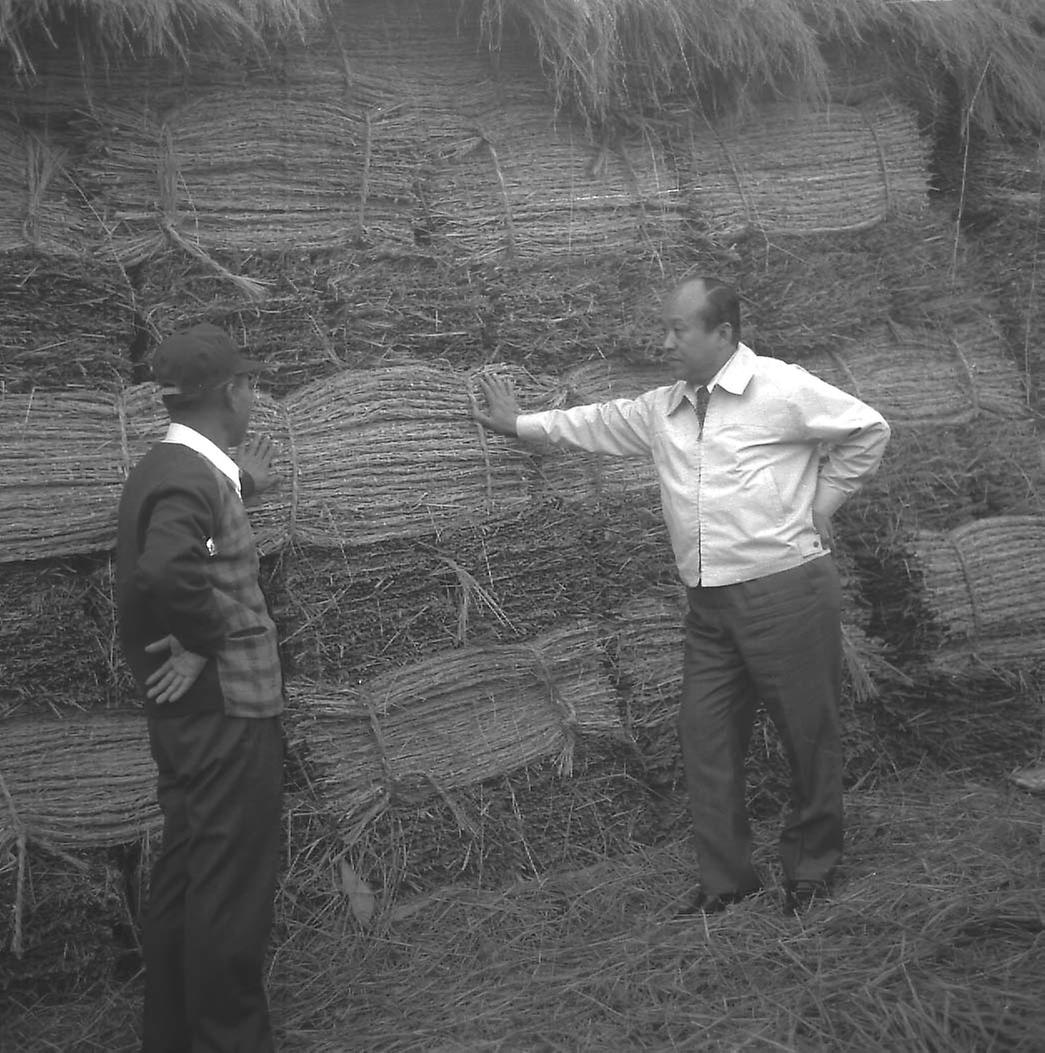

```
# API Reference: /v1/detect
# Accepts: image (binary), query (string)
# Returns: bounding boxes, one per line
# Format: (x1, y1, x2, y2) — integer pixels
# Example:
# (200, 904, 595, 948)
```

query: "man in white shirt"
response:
(474, 276, 891, 916)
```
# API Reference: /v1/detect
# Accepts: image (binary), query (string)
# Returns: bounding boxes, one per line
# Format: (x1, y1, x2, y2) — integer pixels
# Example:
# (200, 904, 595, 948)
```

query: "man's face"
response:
(660, 281, 735, 385)
(227, 373, 255, 445)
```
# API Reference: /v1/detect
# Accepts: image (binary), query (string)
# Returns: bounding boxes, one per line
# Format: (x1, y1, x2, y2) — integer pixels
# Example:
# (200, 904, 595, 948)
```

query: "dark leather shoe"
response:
(783, 880, 829, 916)
(673, 886, 762, 918)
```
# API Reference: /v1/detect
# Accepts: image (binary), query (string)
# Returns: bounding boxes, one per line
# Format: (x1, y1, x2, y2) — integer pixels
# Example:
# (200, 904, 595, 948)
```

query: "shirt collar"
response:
(666, 343, 757, 414)
(162, 422, 242, 497)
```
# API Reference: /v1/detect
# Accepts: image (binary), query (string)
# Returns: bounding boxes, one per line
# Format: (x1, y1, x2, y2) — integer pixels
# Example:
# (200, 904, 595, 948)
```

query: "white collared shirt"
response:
(516, 343, 891, 587)
(162, 422, 241, 498)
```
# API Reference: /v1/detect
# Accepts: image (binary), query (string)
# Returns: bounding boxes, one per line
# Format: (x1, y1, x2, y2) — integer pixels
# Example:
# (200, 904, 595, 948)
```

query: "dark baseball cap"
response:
(153, 323, 267, 396)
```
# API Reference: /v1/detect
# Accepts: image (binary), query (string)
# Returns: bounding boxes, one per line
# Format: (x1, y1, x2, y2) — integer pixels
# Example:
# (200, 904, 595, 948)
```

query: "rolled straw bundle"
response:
(85, 87, 416, 267)
(0, 364, 553, 562)
(0, 118, 93, 256)
(424, 104, 681, 262)
(673, 98, 929, 237)
(291, 619, 622, 837)
(562, 360, 669, 403)
(914, 516, 1045, 669)
(268, 364, 552, 549)
(538, 446, 659, 505)
(0, 711, 159, 852)
(0, 387, 152, 560)
(805, 320, 1030, 426)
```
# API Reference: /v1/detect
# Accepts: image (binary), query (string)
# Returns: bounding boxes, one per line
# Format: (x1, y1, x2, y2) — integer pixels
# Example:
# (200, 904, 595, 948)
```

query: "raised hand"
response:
(236, 434, 278, 496)
(472, 373, 521, 436)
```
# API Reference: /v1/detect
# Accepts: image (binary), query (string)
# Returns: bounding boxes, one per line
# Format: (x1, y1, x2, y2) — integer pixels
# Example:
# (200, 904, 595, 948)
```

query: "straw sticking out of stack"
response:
(0, 118, 93, 257)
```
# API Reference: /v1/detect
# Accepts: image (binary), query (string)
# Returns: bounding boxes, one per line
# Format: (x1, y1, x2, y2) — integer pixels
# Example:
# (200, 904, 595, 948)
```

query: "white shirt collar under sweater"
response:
(162, 422, 241, 498)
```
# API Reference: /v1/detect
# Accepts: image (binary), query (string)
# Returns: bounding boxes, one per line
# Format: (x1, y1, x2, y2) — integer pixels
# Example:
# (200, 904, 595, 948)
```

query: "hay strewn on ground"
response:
(4, 773, 1043, 1051)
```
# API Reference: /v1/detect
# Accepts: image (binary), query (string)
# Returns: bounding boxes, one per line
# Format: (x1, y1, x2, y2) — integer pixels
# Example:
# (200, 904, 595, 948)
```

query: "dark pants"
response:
(677, 557, 844, 895)
(143, 711, 284, 1053)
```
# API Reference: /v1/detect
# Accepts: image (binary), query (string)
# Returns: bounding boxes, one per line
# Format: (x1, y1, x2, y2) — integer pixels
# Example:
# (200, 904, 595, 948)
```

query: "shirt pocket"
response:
(217, 623, 280, 702)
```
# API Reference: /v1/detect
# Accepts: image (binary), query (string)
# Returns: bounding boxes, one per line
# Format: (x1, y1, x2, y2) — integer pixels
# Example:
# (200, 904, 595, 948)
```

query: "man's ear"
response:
(221, 378, 244, 409)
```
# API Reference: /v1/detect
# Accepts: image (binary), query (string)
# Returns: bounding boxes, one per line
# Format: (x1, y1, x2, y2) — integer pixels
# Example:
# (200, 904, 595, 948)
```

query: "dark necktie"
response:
(695, 385, 710, 429)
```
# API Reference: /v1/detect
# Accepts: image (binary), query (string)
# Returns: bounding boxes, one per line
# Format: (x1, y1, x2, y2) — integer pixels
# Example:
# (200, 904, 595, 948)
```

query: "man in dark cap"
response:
(116, 323, 284, 1052)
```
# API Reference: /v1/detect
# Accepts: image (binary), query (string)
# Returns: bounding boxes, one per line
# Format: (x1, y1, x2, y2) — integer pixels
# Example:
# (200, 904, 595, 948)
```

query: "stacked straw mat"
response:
(424, 106, 682, 261)
(84, 87, 417, 265)
(293, 620, 623, 837)
(0, 117, 93, 256)
(0, 711, 160, 850)
(673, 99, 930, 237)
(805, 320, 1031, 425)
(0, 366, 555, 561)
(914, 515, 1045, 669)
(0, 621, 623, 850)
(8, 323, 1027, 563)
(285, 0, 533, 135)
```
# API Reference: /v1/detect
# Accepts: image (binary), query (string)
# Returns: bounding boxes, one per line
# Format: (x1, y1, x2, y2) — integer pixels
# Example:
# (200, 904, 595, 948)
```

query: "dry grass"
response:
(0, 118, 95, 257)
(482, 0, 1045, 135)
(0, 254, 136, 393)
(0, 0, 318, 77)
(3, 771, 1042, 1051)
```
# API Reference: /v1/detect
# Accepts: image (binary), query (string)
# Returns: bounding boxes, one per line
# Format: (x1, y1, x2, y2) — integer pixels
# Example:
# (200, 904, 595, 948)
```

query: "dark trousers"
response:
(143, 711, 284, 1053)
(677, 557, 844, 895)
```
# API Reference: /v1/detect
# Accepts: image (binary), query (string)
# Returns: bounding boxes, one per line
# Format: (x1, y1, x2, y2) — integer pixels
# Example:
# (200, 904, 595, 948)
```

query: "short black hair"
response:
(682, 276, 741, 345)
